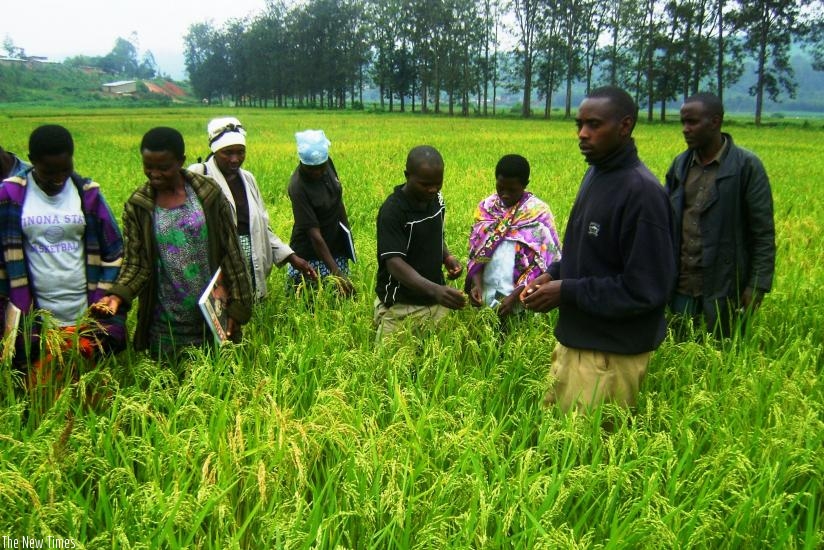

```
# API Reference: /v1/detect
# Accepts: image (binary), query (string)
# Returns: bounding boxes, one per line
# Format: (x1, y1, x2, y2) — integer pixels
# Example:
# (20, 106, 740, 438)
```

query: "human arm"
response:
(740, 286, 764, 312)
(742, 154, 776, 295)
(288, 175, 351, 291)
(214, 194, 253, 332)
(386, 256, 466, 310)
(443, 245, 463, 280)
(468, 270, 484, 307)
(307, 227, 354, 294)
(545, 188, 675, 319)
(240, 170, 316, 281)
(268, 224, 317, 280)
(105, 198, 153, 308)
(497, 284, 525, 317)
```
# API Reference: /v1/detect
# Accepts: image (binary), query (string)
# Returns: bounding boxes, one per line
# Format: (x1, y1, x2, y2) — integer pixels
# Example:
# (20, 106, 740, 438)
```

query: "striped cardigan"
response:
(0, 169, 126, 359)
(108, 170, 253, 351)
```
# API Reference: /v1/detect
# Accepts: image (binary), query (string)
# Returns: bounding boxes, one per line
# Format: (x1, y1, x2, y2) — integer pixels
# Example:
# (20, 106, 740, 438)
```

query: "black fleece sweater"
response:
(547, 140, 675, 354)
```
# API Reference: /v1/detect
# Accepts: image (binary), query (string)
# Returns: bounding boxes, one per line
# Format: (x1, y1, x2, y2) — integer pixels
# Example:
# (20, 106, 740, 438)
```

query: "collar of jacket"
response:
(130, 169, 219, 211)
(589, 139, 639, 172)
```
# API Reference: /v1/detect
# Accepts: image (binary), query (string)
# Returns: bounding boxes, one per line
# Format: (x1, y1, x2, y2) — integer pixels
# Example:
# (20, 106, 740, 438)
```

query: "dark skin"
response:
(679, 100, 762, 311)
(215, 145, 317, 282)
(521, 96, 633, 312)
(386, 160, 466, 310)
(468, 175, 527, 317)
(679, 101, 724, 162)
(29, 153, 74, 196)
(1, 147, 19, 180)
(298, 160, 355, 296)
(94, 149, 243, 335)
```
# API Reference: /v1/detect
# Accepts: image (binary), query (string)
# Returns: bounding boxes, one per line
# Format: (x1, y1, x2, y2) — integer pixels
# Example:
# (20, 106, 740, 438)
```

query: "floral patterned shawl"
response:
(466, 191, 562, 290)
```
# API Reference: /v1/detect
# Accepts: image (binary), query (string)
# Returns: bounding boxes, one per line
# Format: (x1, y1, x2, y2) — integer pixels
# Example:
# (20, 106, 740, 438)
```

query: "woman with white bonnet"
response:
(287, 129, 355, 296)
(189, 117, 316, 299)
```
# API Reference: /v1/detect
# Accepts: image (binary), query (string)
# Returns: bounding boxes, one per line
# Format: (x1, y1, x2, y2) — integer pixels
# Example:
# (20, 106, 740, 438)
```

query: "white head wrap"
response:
(295, 129, 331, 166)
(208, 117, 246, 153)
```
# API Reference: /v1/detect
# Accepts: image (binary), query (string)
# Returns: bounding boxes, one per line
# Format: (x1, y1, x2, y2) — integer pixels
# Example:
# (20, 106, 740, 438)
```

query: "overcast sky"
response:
(0, 0, 270, 80)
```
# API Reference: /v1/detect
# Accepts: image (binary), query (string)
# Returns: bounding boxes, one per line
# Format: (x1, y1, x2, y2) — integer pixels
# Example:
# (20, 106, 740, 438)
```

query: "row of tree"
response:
(184, 0, 824, 124)
(63, 34, 158, 80)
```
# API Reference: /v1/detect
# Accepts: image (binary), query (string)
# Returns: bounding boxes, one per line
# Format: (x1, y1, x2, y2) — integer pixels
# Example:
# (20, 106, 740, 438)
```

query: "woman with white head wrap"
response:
(188, 117, 316, 300)
(286, 129, 355, 296)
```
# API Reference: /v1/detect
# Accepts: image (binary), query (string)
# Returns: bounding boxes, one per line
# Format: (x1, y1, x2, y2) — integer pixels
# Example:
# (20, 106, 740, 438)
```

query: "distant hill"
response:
(0, 59, 192, 105)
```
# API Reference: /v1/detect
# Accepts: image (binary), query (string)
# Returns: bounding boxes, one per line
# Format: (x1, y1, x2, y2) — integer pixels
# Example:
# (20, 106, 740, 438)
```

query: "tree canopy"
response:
(64, 33, 157, 80)
(182, 0, 824, 123)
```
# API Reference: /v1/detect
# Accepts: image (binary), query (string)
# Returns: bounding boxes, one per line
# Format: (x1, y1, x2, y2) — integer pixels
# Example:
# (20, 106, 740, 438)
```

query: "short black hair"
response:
(29, 125, 74, 161)
(586, 86, 639, 129)
(406, 145, 444, 174)
(141, 127, 185, 160)
(684, 92, 725, 120)
(495, 154, 530, 186)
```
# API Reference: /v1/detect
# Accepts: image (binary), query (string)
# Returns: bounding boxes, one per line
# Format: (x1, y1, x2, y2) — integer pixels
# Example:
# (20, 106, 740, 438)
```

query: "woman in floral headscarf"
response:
(466, 154, 562, 318)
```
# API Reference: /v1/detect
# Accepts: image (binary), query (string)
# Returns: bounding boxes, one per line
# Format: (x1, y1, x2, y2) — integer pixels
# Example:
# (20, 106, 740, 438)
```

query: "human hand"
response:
(497, 290, 522, 318)
(740, 287, 764, 312)
(434, 285, 467, 310)
(288, 254, 318, 281)
(520, 273, 552, 299)
(469, 285, 484, 307)
(444, 254, 463, 280)
(521, 279, 562, 313)
(227, 316, 238, 339)
(90, 295, 122, 318)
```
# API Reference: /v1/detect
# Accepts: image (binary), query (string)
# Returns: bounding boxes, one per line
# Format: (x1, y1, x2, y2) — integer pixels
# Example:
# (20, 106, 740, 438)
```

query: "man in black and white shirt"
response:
(374, 146, 466, 342)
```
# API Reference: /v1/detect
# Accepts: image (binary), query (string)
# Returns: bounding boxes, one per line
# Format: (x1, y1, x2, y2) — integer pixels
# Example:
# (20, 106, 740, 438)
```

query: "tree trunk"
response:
(716, 0, 724, 102)
(692, 2, 706, 96)
(522, 56, 532, 118)
(646, 1, 655, 123)
(434, 59, 442, 114)
(754, 20, 768, 126)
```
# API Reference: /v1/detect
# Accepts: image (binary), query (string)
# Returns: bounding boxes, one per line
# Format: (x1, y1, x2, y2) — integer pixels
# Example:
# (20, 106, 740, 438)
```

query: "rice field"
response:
(0, 107, 821, 548)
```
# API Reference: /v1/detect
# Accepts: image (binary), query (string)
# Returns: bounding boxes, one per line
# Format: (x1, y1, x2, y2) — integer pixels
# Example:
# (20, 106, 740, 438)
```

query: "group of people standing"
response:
(0, 85, 775, 416)
(371, 87, 775, 415)
(0, 120, 351, 385)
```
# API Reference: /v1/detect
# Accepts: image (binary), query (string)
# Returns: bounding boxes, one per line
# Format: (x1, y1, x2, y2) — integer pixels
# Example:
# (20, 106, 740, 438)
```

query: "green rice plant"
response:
(0, 108, 820, 548)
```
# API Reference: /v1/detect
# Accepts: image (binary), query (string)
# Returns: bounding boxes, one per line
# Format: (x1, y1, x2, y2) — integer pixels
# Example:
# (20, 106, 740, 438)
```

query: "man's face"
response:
(575, 97, 631, 164)
(31, 153, 73, 194)
(214, 144, 246, 176)
(680, 101, 720, 152)
(404, 162, 444, 203)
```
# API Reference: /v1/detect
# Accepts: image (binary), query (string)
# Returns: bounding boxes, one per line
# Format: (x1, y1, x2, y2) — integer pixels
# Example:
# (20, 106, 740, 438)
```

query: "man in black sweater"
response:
(521, 86, 675, 414)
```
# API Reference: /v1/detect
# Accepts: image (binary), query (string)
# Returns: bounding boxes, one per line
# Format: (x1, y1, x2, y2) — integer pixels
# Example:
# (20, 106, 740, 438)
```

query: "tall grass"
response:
(0, 108, 821, 548)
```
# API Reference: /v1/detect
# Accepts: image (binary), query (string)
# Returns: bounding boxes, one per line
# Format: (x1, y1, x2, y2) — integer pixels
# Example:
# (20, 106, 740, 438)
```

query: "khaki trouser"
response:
(373, 298, 450, 343)
(545, 342, 650, 413)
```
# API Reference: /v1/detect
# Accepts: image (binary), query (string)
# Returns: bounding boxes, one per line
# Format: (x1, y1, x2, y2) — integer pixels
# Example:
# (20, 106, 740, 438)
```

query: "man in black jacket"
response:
(666, 93, 775, 337)
(521, 86, 675, 414)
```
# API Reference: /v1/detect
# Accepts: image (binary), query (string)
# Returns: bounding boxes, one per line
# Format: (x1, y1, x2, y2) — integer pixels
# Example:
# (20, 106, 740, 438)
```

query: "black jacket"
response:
(548, 140, 676, 354)
(665, 133, 775, 326)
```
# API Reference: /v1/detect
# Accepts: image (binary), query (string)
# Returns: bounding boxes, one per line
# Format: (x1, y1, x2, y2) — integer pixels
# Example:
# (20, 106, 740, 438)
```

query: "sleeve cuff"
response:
(108, 283, 136, 305)
(559, 279, 579, 305)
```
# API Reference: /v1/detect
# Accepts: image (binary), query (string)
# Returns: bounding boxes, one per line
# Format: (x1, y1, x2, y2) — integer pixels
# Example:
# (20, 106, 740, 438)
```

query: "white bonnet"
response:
(208, 117, 246, 153)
